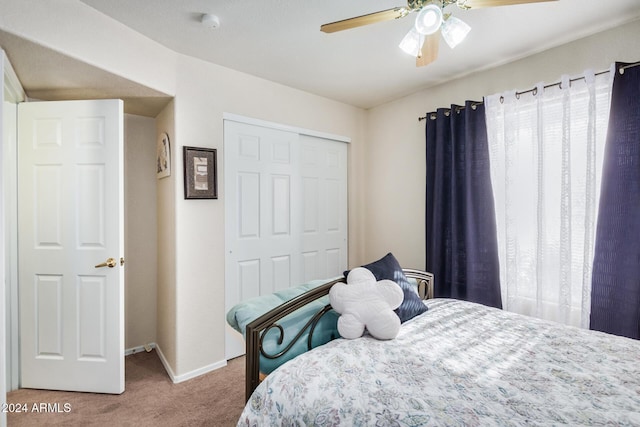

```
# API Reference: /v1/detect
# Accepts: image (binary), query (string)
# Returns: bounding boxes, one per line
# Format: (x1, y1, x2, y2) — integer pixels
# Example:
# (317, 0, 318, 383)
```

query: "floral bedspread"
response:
(238, 299, 640, 426)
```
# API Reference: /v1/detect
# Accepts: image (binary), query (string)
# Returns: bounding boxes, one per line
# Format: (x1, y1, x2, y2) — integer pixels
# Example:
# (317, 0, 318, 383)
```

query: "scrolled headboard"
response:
(244, 269, 434, 400)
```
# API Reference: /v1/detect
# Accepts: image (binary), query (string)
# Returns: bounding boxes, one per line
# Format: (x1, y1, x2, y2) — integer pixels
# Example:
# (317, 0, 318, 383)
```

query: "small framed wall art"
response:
(157, 132, 171, 179)
(183, 146, 218, 199)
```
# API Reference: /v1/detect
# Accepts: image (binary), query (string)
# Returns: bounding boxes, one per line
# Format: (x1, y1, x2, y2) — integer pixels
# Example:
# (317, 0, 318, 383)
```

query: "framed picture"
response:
(183, 146, 218, 199)
(157, 132, 171, 179)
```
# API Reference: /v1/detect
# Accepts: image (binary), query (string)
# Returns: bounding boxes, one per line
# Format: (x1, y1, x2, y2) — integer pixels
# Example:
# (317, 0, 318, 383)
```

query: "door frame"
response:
(222, 113, 351, 145)
(222, 112, 350, 360)
(3, 50, 26, 400)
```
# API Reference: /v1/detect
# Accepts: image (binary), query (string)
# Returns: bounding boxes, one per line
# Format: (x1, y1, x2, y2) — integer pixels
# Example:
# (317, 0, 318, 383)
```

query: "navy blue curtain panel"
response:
(425, 101, 502, 308)
(590, 62, 640, 339)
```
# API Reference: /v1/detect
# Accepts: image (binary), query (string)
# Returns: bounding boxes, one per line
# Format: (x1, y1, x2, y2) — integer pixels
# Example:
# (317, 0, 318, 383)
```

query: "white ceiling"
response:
(3, 0, 640, 112)
(76, 0, 640, 109)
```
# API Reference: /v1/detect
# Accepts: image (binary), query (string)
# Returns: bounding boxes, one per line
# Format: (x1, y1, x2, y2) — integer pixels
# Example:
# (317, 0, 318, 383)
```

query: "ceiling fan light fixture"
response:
(414, 4, 443, 35)
(441, 15, 471, 48)
(399, 28, 423, 57)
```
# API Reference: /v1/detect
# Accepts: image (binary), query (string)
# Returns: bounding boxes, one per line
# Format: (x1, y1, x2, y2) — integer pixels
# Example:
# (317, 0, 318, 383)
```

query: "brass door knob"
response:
(95, 258, 117, 268)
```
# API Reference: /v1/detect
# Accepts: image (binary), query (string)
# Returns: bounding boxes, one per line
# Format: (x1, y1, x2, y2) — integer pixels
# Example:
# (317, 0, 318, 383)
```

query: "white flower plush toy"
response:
(329, 267, 404, 340)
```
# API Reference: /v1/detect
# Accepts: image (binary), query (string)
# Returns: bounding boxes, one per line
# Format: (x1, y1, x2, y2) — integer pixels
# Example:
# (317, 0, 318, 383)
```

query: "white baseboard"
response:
(152, 344, 176, 380)
(153, 343, 228, 384)
(125, 342, 156, 356)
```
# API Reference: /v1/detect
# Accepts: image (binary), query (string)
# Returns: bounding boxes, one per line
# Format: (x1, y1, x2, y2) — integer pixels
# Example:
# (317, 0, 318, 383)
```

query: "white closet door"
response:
(299, 135, 348, 282)
(224, 120, 348, 359)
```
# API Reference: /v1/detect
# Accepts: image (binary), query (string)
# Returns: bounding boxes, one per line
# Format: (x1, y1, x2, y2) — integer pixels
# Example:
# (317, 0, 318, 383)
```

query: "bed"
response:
(227, 264, 434, 400)
(232, 264, 640, 426)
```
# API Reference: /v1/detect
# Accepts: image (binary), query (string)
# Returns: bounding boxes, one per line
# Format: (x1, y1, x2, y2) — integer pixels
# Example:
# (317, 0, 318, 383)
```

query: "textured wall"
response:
(364, 19, 640, 271)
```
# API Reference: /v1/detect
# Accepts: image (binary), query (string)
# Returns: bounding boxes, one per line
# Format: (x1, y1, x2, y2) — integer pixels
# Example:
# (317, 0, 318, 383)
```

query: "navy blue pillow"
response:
(345, 252, 428, 323)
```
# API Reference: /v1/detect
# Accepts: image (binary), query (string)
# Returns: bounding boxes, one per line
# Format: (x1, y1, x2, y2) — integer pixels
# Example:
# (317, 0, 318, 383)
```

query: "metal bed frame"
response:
(244, 269, 434, 400)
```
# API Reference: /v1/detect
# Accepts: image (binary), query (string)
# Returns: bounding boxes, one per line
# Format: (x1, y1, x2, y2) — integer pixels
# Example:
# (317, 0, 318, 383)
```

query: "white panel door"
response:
(299, 135, 348, 282)
(224, 120, 348, 359)
(18, 100, 124, 394)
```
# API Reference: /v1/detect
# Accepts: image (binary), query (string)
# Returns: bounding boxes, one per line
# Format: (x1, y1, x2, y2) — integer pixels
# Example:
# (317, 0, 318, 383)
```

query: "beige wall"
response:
(124, 114, 157, 350)
(170, 55, 366, 377)
(0, 0, 368, 381)
(2, 0, 638, 385)
(155, 100, 177, 374)
(364, 18, 640, 270)
(0, 0, 176, 97)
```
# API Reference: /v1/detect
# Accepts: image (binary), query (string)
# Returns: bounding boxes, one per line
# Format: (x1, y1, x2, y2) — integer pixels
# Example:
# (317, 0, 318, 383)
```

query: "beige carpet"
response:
(6, 350, 246, 426)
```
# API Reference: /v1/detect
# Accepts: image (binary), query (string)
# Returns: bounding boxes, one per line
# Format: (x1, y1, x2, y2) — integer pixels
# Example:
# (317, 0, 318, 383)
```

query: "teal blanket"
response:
(226, 278, 340, 374)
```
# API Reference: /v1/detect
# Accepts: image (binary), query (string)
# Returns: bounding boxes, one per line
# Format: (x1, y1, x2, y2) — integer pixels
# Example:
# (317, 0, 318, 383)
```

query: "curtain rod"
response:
(418, 101, 483, 121)
(418, 61, 640, 122)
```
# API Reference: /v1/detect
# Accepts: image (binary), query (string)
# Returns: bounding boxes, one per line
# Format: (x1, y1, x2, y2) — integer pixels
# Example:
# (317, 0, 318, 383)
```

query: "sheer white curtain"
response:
(485, 67, 614, 328)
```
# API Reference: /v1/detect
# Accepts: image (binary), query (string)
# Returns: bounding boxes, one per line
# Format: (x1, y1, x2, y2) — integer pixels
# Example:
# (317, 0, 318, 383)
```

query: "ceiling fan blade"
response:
(459, 0, 557, 8)
(416, 32, 440, 67)
(320, 7, 406, 33)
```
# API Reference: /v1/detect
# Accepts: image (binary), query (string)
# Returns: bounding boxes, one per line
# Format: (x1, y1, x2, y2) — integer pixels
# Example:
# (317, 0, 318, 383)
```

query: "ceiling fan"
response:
(320, 0, 558, 67)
